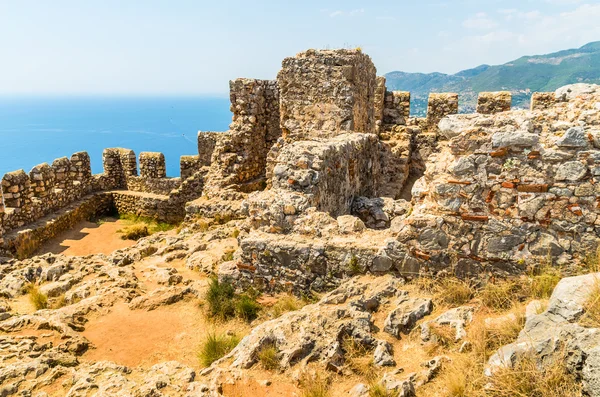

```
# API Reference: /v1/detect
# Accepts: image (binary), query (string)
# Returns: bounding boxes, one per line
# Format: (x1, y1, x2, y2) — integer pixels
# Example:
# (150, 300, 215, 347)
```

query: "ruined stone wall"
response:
(203, 79, 281, 196)
(278, 49, 377, 142)
(411, 86, 600, 268)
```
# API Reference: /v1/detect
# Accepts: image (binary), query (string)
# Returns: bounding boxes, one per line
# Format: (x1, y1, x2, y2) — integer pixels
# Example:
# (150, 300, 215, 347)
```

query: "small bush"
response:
(205, 277, 261, 322)
(235, 294, 261, 322)
(206, 277, 236, 320)
(257, 342, 279, 370)
(26, 284, 48, 310)
(298, 370, 331, 397)
(198, 332, 240, 367)
(231, 228, 240, 238)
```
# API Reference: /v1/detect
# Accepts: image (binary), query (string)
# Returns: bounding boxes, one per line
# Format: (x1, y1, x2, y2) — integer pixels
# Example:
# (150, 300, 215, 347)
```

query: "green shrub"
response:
(257, 342, 279, 370)
(206, 277, 236, 320)
(205, 278, 261, 322)
(235, 294, 261, 322)
(198, 332, 239, 367)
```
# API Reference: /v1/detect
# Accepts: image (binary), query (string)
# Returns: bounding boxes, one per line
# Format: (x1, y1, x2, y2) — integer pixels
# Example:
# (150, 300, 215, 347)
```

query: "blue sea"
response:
(0, 97, 232, 177)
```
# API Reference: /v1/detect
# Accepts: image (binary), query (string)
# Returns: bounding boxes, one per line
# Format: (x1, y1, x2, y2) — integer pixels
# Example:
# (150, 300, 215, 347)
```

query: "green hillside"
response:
(385, 41, 600, 116)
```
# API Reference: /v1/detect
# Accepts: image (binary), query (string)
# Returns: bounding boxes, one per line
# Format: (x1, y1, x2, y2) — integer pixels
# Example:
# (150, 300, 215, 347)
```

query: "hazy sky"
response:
(1, 0, 599, 95)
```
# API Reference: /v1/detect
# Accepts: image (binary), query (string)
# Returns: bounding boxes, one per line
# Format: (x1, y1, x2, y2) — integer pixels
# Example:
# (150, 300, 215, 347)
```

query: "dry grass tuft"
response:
(117, 214, 176, 240)
(257, 342, 279, 370)
(485, 352, 581, 397)
(342, 336, 374, 376)
(298, 369, 331, 397)
(436, 278, 475, 306)
(198, 332, 239, 367)
(25, 283, 48, 310)
(368, 382, 399, 397)
(270, 294, 306, 318)
(530, 266, 561, 299)
(580, 277, 600, 328)
(477, 280, 523, 312)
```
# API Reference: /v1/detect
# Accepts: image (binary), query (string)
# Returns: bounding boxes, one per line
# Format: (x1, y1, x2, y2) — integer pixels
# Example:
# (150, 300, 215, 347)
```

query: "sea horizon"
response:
(0, 96, 232, 178)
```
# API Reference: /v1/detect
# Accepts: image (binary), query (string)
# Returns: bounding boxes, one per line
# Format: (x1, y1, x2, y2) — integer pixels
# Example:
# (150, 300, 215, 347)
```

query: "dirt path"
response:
(36, 218, 136, 256)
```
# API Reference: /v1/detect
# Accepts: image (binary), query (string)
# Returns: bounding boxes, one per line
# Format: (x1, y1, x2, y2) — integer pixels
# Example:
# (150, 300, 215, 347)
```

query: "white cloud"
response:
(462, 12, 499, 29)
(329, 8, 365, 18)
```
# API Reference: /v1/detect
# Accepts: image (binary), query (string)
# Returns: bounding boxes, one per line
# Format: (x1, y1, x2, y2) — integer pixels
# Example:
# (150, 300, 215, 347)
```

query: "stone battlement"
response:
(0, 48, 596, 270)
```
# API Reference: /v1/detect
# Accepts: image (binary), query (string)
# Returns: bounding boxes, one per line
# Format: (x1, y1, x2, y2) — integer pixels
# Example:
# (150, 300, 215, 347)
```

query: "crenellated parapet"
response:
(530, 92, 557, 110)
(427, 93, 459, 127)
(477, 91, 512, 114)
(139, 152, 166, 179)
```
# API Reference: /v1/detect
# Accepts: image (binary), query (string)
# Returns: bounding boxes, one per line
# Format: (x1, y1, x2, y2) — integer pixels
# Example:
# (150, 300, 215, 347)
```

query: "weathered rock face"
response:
(487, 273, 600, 396)
(278, 49, 377, 142)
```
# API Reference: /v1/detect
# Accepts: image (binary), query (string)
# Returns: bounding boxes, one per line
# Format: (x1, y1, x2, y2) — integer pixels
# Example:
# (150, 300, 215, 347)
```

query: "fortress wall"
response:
(531, 92, 557, 110)
(246, 133, 381, 223)
(426, 93, 459, 128)
(70, 151, 93, 198)
(1, 170, 33, 230)
(278, 49, 377, 142)
(477, 91, 512, 114)
(374, 76, 387, 134)
(0, 198, 4, 246)
(203, 78, 282, 196)
(383, 91, 411, 126)
(139, 152, 166, 179)
(180, 155, 202, 180)
(197, 132, 221, 167)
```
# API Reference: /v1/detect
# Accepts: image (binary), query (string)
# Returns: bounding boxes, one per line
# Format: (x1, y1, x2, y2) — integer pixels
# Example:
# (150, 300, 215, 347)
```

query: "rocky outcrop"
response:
(487, 273, 600, 396)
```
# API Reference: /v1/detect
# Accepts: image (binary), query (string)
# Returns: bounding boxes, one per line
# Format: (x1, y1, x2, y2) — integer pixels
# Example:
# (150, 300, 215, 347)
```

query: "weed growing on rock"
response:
(198, 332, 240, 367)
(257, 342, 279, 370)
(221, 249, 235, 262)
(343, 336, 373, 376)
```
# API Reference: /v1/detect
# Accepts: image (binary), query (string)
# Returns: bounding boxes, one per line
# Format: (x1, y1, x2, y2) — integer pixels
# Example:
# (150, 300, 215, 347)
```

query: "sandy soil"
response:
(36, 218, 136, 256)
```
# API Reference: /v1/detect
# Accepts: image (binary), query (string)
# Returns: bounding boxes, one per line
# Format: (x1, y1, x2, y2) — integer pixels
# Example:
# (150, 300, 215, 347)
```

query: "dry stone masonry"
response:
(2, 49, 600, 298)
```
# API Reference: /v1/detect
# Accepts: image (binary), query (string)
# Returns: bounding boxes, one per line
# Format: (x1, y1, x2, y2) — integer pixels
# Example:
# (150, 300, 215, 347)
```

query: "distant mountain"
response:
(385, 41, 600, 116)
